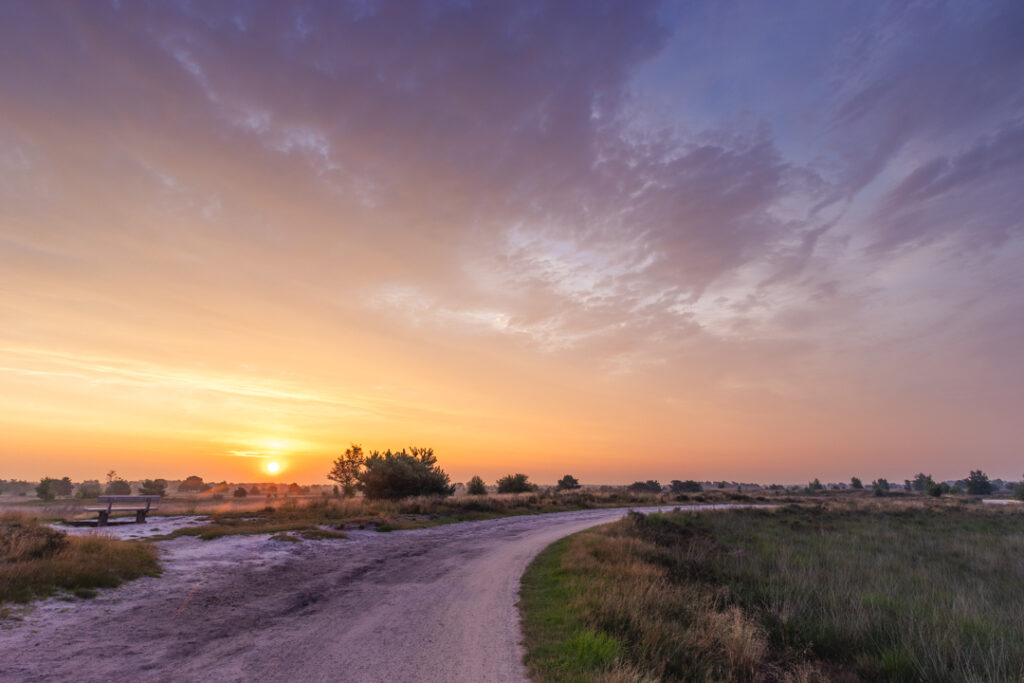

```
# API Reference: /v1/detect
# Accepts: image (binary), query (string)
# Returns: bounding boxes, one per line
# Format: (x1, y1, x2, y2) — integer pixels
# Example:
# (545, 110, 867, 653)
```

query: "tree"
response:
(807, 478, 824, 492)
(358, 447, 455, 500)
(556, 474, 581, 491)
(1013, 478, 1024, 502)
(328, 444, 365, 498)
(233, 486, 248, 498)
(872, 478, 890, 496)
(466, 475, 487, 495)
(965, 470, 993, 495)
(35, 477, 58, 501)
(178, 475, 210, 493)
(139, 479, 167, 497)
(850, 477, 863, 490)
(627, 480, 662, 494)
(670, 480, 702, 493)
(496, 473, 536, 494)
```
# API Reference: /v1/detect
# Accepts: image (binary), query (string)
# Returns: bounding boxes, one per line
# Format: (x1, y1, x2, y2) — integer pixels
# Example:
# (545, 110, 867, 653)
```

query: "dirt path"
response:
(0, 505, 740, 682)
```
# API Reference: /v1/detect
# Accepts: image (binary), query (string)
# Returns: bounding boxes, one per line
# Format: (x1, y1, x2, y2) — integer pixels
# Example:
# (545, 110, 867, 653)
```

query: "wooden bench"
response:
(84, 495, 160, 526)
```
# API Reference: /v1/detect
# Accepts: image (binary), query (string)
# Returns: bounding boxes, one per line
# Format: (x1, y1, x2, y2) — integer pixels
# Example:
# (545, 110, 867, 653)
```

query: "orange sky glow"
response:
(2, 2, 1023, 485)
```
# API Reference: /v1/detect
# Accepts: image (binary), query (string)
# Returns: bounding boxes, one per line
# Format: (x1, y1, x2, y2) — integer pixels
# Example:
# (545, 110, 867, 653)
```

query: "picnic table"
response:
(84, 495, 160, 526)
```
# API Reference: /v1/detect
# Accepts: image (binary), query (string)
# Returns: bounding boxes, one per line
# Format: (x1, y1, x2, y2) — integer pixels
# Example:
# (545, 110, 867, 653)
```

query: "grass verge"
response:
(1, 512, 160, 605)
(520, 501, 1024, 682)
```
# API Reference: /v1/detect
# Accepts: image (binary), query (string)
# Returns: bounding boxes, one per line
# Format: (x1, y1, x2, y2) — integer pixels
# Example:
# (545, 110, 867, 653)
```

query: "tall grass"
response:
(520, 500, 1024, 682)
(0, 512, 160, 604)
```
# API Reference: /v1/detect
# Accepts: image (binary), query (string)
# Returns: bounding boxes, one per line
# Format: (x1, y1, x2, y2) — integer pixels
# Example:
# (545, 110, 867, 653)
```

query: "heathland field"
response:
(520, 500, 1024, 682)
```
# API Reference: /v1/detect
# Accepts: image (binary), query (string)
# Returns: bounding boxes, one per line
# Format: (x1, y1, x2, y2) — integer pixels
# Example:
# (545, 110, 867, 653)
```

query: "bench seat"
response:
(87, 495, 161, 525)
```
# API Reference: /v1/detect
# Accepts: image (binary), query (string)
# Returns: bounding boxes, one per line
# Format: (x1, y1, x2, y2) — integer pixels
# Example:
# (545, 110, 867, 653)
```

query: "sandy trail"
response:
(0, 505, 739, 682)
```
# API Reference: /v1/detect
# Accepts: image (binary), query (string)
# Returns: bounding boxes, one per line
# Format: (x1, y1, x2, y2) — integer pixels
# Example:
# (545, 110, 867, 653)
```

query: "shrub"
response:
(467, 475, 487, 495)
(35, 478, 57, 501)
(76, 480, 101, 498)
(104, 479, 131, 495)
(138, 479, 167, 496)
(233, 487, 248, 498)
(627, 480, 662, 494)
(671, 480, 703, 493)
(850, 477, 864, 490)
(497, 473, 537, 494)
(178, 475, 210, 493)
(1013, 482, 1024, 502)
(556, 475, 581, 491)
(358, 447, 455, 499)
(872, 478, 890, 496)
(34, 476, 72, 500)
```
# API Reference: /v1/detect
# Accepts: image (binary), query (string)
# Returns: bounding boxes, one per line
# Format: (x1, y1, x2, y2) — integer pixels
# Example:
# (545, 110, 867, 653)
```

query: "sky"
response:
(1, 0, 1023, 485)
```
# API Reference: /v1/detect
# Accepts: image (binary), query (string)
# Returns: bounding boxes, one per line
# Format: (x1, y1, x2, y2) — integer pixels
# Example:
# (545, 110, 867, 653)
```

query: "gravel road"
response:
(0, 505, 738, 682)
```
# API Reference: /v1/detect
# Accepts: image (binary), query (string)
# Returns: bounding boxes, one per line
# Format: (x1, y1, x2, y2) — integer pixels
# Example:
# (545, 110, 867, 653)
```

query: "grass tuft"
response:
(1, 512, 160, 604)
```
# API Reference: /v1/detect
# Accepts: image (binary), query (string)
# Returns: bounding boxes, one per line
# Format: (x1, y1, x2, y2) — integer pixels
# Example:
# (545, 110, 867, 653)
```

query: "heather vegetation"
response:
(520, 499, 1024, 682)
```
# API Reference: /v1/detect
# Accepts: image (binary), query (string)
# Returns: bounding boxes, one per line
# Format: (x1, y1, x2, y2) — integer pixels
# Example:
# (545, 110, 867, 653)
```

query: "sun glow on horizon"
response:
(265, 461, 281, 475)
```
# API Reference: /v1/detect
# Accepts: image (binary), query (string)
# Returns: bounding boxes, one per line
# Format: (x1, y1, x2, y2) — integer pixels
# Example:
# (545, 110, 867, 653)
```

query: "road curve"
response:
(0, 505, 740, 682)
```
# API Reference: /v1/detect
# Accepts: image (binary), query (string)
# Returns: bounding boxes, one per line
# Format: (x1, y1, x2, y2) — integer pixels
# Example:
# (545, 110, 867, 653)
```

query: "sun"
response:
(266, 461, 281, 475)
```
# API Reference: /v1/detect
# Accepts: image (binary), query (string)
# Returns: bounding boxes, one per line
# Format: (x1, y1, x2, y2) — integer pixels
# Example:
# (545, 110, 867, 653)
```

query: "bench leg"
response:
(97, 511, 109, 527)
(135, 510, 147, 524)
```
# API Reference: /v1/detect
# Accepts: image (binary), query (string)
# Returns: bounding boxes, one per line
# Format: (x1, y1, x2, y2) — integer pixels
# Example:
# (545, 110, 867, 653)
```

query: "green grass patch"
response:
(520, 502, 1024, 682)
(520, 535, 621, 681)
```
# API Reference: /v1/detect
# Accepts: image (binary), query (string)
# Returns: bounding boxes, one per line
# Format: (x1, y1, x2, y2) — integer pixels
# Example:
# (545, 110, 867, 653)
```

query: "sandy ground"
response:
(0, 505, 746, 683)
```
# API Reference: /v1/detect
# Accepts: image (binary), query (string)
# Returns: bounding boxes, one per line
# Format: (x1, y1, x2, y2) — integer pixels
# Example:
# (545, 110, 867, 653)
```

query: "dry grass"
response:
(144, 489, 765, 539)
(521, 499, 1024, 682)
(0, 511, 160, 604)
(0, 487, 786, 526)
